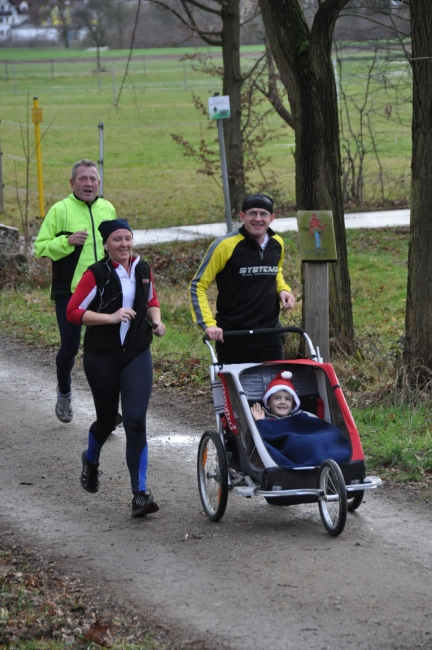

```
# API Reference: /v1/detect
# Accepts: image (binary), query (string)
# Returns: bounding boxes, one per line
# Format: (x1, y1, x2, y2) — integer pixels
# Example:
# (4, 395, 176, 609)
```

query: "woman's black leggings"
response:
(83, 348, 153, 493)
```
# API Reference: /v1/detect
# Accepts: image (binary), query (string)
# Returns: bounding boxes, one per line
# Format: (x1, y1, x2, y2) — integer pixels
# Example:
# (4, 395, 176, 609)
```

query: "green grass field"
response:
(0, 44, 412, 230)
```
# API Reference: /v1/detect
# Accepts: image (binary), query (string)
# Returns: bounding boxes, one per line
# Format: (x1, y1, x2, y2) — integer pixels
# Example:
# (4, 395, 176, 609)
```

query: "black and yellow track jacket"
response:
(189, 225, 291, 331)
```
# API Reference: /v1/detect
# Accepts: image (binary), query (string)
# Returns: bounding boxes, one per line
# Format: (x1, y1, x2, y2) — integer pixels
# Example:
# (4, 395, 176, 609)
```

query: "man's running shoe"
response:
(80, 451, 100, 493)
(55, 387, 72, 423)
(131, 490, 159, 518)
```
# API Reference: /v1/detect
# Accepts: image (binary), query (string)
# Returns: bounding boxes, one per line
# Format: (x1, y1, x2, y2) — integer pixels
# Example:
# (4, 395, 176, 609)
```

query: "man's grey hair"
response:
(71, 159, 99, 181)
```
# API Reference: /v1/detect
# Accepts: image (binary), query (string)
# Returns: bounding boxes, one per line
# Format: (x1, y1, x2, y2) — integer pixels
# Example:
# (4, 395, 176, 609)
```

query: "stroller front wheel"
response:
(318, 459, 347, 536)
(197, 429, 228, 522)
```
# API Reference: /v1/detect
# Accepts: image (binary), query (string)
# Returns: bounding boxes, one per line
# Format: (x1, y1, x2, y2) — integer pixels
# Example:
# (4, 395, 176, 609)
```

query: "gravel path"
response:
(1, 337, 432, 650)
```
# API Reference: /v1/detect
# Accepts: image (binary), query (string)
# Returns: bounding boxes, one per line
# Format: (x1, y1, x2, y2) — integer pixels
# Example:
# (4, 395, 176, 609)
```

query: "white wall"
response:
(10, 26, 59, 43)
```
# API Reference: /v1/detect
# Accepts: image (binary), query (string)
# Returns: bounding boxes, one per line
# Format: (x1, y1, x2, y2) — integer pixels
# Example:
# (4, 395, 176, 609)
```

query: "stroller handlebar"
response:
(202, 326, 307, 342)
(202, 327, 322, 364)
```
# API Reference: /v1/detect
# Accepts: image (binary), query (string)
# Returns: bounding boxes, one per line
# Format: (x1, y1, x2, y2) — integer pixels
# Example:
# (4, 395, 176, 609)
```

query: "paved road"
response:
(133, 209, 410, 246)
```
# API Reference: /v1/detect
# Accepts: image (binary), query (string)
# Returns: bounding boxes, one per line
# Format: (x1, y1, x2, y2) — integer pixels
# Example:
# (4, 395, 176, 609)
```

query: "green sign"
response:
(296, 210, 337, 262)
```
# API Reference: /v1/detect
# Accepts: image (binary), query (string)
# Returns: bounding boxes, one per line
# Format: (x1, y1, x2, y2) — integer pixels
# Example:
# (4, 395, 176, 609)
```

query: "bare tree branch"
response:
(339, 11, 410, 38)
(241, 51, 267, 82)
(179, 0, 222, 43)
(150, 0, 222, 44)
(243, 45, 295, 129)
(114, 0, 142, 108)
(181, 0, 222, 17)
(150, 0, 196, 30)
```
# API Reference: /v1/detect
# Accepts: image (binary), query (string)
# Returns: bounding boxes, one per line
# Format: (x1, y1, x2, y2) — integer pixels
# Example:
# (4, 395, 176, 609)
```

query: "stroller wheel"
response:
(347, 490, 364, 512)
(197, 429, 228, 522)
(318, 459, 347, 536)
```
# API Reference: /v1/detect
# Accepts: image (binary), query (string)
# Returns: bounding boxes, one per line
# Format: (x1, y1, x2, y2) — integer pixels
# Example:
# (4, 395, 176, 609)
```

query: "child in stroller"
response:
(250, 371, 352, 469)
(251, 370, 302, 420)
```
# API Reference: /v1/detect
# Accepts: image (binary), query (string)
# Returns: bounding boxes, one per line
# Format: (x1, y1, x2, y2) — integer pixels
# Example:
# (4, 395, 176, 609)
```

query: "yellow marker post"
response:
(32, 96, 45, 218)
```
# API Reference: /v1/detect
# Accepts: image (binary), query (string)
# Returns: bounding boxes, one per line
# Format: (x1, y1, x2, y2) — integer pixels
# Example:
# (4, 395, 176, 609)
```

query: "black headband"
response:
(241, 193, 274, 214)
(98, 219, 132, 243)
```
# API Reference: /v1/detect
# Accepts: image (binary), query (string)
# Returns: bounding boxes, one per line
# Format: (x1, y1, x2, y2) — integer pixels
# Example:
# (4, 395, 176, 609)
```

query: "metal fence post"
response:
(216, 118, 232, 233)
(98, 122, 104, 197)
(112, 63, 116, 104)
(0, 120, 4, 213)
(183, 59, 187, 90)
(96, 54, 101, 93)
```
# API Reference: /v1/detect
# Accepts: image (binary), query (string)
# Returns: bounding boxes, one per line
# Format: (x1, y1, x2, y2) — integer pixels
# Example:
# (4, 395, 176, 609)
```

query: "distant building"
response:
(0, 0, 58, 43)
(0, 0, 25, 41)
(9, 0, 30, 11)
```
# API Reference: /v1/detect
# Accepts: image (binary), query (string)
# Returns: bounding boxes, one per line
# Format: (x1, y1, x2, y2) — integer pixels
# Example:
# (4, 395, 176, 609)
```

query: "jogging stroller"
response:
(197, 327, 381, 536)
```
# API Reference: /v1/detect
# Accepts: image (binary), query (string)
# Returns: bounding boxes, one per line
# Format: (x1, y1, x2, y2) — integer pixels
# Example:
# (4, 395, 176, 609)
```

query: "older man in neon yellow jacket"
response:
(34, 159, 116, 423)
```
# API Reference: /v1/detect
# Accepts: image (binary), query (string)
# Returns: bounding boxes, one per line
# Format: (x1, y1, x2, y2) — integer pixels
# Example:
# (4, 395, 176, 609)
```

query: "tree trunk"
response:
(59, 5, 69, 48)
(61, 23, 69, 48)
(221, 0, 245, 216)
(259, 0, 354, 350)
(403, 0, 432, 384)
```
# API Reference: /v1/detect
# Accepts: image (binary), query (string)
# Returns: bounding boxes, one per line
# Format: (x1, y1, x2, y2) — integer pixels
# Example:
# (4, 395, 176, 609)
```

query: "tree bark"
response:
(221, 0, 245, 215)
(403, 0, 432, 383)
(259, 0, 354, 350)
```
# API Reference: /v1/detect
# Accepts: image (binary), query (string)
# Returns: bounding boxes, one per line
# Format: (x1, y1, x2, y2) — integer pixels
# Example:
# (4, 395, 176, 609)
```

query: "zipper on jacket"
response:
(88, 204, 98, 262)
(242, 224, 268, 261)
(252, 239, 265, 261)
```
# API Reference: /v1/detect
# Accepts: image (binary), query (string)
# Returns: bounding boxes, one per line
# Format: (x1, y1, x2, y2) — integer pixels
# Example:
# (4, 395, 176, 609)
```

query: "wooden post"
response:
(304, 263, 329, 361)
(297, 210, 337, 362)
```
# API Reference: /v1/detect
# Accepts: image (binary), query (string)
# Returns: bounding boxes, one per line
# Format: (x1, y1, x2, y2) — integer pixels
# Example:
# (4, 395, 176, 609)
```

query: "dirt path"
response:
(1, 337, 432, 650)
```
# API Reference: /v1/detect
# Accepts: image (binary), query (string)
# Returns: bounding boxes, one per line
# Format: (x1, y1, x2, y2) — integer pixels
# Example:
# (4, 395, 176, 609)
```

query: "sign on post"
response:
(208, 94, 232, 232)
(297, 210, 337, 262)
(296, 211, 338, 362)
(208, 95, 231, 120)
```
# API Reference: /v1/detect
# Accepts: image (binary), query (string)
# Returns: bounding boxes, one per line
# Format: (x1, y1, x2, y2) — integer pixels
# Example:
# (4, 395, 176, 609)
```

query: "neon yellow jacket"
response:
(34, 193, 116, 298)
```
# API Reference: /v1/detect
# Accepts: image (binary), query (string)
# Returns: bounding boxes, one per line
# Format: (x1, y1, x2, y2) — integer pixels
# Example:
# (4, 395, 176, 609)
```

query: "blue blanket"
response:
(256, 411, 351, 468)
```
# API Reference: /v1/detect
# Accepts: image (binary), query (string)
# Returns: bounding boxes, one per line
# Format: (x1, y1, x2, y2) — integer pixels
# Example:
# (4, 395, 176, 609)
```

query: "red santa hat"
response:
(263, 371, 300, 410)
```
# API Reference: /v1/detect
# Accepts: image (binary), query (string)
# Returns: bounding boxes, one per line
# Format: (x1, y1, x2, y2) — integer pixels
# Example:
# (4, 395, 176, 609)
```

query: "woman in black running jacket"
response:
(67, 219, 166, 519)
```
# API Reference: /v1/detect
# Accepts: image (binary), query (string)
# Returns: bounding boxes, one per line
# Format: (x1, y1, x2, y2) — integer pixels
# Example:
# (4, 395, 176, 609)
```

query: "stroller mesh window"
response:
(240, 364, 320, 408)
(222, 374, 257, 461)
(323, 374, 350, 439)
